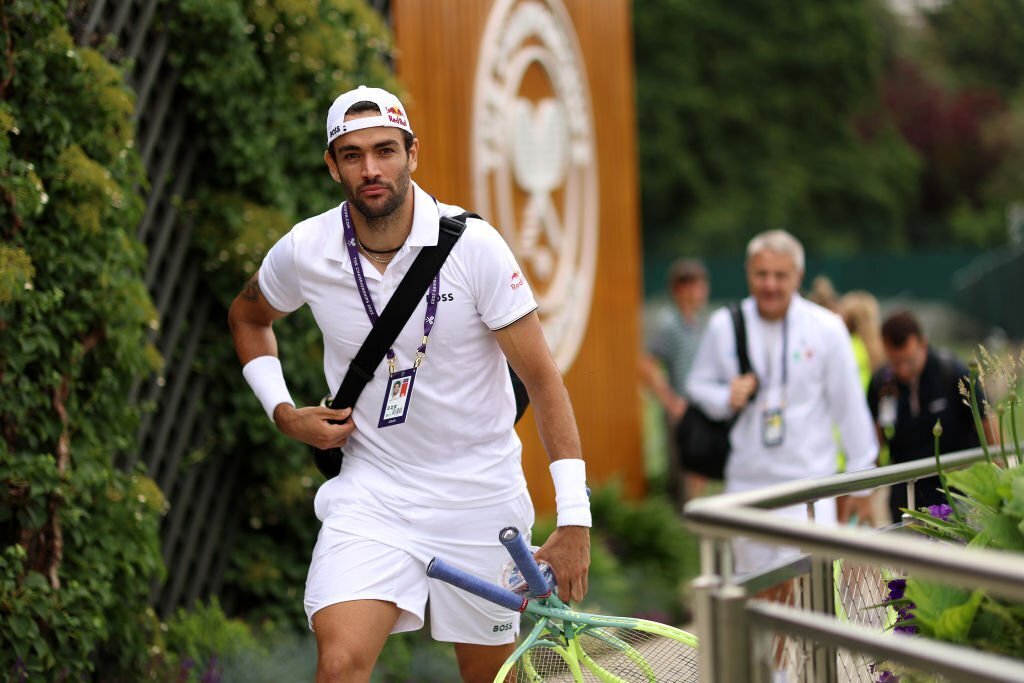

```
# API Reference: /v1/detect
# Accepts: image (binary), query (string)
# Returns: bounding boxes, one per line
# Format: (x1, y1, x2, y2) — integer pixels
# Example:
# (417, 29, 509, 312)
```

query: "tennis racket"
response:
(427, 526, 700, 682)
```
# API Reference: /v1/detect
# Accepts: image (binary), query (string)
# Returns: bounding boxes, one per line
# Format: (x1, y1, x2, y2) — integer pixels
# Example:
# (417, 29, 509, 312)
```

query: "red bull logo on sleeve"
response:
(510, 271, 525, 291)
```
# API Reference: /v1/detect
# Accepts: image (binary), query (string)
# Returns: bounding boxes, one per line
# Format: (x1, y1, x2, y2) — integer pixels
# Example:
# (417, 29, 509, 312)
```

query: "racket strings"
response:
(503, 625, 700, 682)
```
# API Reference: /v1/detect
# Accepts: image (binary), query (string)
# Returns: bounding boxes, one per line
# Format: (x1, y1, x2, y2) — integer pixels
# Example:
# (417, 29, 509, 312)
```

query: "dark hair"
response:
(667, 258, 707, 288)
(327, 100, 415, 157)
(881, 310, 923, 347)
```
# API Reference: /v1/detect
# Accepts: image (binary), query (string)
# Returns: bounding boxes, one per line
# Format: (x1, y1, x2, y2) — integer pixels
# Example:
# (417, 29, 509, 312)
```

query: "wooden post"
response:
(392, 0, 644, 513)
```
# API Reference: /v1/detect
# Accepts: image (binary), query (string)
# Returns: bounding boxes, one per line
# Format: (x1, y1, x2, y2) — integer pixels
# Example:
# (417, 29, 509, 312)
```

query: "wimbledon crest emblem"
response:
(472, 0, 599, 373)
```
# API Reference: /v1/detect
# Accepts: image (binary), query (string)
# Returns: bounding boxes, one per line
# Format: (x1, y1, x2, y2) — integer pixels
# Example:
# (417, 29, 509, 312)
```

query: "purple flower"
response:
(869, 663, 901, 683)
(883, 578, 918, 635)
(885, 579, 906, 602)
(927, 504, 953, 521)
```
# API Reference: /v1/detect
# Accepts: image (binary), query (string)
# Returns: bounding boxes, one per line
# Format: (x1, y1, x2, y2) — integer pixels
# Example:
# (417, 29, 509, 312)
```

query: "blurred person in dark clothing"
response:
(867, 310, 995, 522)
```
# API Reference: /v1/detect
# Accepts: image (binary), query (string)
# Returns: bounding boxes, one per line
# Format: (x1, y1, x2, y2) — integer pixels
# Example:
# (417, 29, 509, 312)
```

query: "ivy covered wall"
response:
(1, 0, 401, 677)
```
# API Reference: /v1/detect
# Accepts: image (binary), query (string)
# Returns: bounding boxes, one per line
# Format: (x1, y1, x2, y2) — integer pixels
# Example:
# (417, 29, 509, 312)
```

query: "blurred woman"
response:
(839, 291, 885, 389)
(838, 290, 889, 526)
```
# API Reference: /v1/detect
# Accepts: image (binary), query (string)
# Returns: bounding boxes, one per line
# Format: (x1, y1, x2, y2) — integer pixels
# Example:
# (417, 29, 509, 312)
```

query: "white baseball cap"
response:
(325, 85, 413, 148)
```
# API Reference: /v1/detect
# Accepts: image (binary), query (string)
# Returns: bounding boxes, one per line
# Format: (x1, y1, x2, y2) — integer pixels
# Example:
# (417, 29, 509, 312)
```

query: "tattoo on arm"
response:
(240, 274, 261, 302)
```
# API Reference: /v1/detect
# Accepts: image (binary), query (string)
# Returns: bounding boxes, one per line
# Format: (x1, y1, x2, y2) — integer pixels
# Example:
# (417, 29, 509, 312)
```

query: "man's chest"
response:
(305, 265, 485, 364)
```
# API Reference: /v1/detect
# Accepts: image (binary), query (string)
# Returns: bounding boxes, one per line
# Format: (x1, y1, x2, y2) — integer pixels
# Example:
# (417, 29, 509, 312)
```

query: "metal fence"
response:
(684, 448, 1024, 683)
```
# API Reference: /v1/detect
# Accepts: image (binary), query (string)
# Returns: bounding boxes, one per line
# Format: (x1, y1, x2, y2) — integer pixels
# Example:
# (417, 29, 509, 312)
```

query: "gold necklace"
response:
(356, 236, 402, 254)
(357, 242, 395, 264)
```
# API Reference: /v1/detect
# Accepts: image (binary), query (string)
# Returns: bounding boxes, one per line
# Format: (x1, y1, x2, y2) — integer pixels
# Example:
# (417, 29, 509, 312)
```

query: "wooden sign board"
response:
(392, 0, 644, 513)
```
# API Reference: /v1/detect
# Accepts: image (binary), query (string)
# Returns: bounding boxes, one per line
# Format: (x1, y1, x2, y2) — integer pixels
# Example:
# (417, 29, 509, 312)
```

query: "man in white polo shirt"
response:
(227, 85, 591, 682)
(686, 230, 877, 575)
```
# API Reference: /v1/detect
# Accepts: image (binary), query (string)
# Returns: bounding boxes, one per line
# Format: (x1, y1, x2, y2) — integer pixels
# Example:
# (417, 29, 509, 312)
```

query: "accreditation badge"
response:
(762, 407, 785, 448)
(379, 368, 417, 427)
(878, 395, 897, 429)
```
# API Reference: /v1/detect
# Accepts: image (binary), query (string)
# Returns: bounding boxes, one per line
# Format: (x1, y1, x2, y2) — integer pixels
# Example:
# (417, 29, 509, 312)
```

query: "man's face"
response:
(672, 278, 709, 315)
(324, 113, 418, 220)
(884, 335, 928, 384)
(746, 250, 802, 321)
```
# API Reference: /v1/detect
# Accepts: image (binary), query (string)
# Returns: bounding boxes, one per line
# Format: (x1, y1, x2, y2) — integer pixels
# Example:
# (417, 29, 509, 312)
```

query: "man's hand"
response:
(729, 373, 759, 411)
(273, 404, 355, 450)
(535, 525, 590, 604)
(667, 395, 688, 424)
(837, 494, 876, 527)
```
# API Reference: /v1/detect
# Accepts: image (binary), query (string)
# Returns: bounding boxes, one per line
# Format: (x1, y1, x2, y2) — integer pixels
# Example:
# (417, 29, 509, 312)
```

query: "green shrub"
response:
(0, 1, 166, 677)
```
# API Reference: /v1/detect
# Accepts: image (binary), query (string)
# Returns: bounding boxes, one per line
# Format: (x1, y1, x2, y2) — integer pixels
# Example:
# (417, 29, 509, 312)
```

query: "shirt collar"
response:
(324, 181, 438, 267)
(406, 180, 440, 247)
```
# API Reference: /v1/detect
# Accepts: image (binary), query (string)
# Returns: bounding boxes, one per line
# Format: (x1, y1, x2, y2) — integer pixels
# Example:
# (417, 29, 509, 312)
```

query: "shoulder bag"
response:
(674, 303, 754, 480)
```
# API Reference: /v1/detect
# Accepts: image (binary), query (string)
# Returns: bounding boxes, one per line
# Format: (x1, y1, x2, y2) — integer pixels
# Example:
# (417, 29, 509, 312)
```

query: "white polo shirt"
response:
(686, 295, 877, 486)
(258, 182, 538, 518)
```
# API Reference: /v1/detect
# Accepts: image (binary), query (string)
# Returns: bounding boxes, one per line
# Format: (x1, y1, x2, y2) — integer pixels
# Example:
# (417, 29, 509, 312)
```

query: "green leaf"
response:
(1003, 475, 1024, 519)
(933, 590, 985, 644)
(976, 510, 1024, 551)
(946, 462, 1003, 508)
(905, 580, 969, 633)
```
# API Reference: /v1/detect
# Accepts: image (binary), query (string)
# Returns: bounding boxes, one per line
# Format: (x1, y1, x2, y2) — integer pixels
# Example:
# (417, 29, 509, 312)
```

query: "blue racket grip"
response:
(499, 526, 552, 596)
(426, 557, 527, 612)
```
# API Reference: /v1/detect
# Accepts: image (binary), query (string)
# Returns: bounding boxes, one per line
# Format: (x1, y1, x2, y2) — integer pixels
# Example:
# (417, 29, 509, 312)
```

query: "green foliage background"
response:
(634, 0, 1024, 257)
(0, 0, 400, 677)
(0, 0, 169, 678)
(634, 0, 920, 256)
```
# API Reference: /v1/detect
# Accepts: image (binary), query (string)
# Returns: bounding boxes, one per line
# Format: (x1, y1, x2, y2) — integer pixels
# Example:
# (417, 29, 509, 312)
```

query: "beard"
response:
(345, 162, 412, 223)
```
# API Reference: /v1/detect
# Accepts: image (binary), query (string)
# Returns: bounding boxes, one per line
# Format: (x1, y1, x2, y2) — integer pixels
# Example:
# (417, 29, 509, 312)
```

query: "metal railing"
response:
(683, 447, 1024, 682)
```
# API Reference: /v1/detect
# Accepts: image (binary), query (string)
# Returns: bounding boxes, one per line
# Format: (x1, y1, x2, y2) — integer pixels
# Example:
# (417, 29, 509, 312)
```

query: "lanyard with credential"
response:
(761, 314, 789, 402)
(342, 202, 439, 373)
(342, 202, 438, 427)
(760, 313, 788, 447)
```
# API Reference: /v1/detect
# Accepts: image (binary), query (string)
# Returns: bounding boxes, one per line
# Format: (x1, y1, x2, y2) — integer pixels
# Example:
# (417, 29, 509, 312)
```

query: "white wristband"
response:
(242, 356, 295, 422)
(549, 458, 592, 527)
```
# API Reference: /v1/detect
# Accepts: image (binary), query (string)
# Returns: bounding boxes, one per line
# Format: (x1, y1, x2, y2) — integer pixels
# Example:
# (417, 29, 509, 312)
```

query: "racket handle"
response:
(426, 557, 528, 612)
(499, 526, 553, 597)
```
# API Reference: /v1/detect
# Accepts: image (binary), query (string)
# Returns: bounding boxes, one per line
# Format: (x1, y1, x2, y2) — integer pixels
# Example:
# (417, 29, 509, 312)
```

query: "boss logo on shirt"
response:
(440, 292, 454, 302)
(492, 622, 513, 632)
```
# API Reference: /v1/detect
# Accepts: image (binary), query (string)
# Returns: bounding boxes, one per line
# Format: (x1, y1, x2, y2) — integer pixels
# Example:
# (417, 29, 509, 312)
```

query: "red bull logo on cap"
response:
(386, 105, 408, 128)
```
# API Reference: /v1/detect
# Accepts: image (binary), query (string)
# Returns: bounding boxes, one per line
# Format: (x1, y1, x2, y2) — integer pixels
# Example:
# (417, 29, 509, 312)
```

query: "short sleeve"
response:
(258, 230, 305, 313)
(464, 220, 538, 330)
(647, 310, 675, 362)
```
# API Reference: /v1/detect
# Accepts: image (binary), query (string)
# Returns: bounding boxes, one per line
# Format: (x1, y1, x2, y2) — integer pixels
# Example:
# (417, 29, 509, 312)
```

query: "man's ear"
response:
(407, 138, 420, 175)
(324, 148, 341, 183)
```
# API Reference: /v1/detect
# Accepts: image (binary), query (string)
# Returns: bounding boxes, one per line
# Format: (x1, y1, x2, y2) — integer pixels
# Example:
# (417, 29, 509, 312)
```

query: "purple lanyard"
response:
(341, 202, 439, 373)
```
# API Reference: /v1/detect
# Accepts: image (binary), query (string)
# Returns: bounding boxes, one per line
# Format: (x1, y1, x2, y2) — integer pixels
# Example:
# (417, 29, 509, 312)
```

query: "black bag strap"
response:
(729, 302, 752, 375)
(728, 302, 757, 408)
(326, 211, 477, 411)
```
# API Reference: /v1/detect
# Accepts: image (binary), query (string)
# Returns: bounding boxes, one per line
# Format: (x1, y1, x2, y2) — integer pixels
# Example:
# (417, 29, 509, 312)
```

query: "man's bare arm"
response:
(228, 273, 354, 449)
(495, 312, 589, 603)
(495, 312, 582, 463)
(228, 273, 288, 365)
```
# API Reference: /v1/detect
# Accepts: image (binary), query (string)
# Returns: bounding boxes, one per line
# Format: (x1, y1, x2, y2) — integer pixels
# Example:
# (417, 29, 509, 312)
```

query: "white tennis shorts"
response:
(304, 478, 534, 645)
